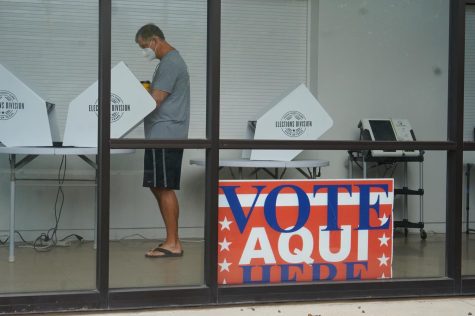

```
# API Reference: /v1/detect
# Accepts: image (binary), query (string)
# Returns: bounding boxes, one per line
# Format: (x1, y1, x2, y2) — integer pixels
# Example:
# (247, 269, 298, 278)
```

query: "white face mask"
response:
(143, 40, 157, 61)
(143, 48, 156, 61)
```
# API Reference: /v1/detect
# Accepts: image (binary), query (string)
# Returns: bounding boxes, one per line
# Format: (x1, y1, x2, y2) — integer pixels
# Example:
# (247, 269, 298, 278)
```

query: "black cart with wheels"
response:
(348, 151, 426, 240)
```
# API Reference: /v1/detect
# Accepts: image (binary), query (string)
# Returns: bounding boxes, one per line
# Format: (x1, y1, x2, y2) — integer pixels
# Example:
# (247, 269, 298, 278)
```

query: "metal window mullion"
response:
(110, 139, 212, 149)
(205, 0, 221, 301)
(218, 139, 456, 151)
(446, 0, 465, 293)
(97, 0, 111, 308)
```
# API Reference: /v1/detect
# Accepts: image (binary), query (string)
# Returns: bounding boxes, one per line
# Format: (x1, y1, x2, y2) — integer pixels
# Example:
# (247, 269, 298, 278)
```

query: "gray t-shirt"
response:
(144, 50, 190, 139)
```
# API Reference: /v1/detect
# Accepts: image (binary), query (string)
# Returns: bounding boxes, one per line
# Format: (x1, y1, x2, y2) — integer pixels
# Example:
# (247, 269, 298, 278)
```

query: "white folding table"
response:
(0, 147, 134, 262)
(189, 159, 329, 179)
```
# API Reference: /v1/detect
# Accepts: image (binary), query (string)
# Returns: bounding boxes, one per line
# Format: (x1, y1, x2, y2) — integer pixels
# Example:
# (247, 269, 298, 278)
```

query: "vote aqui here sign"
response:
(218, 179, 394, 284)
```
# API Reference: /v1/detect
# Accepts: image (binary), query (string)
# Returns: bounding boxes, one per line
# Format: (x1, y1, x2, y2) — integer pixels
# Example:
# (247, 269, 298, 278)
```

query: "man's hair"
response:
(135, 24, 165, 43)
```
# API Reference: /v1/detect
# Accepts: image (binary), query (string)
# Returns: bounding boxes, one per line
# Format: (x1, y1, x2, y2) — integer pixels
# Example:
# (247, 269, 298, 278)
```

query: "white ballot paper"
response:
(63, 61, 156, 147)
(0, 64, 53, 147)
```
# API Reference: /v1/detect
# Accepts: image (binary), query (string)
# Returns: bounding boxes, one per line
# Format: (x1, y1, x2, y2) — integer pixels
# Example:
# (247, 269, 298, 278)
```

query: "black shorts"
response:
(143, 148, 184, 190)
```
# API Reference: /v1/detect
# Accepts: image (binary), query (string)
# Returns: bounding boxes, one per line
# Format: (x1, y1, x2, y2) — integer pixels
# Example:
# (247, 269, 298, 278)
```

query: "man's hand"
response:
(150, 89, 170, 108)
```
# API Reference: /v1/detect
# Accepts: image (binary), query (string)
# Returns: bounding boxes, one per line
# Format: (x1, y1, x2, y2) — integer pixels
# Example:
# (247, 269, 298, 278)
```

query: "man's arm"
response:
(150, 88, 170, 108)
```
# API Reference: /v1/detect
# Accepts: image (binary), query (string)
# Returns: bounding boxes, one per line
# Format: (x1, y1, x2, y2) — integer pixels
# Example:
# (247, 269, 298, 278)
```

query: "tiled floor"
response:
(109, 239, 204, 288)
(0, 239, 204, 293)
(0, 231, 474, 293)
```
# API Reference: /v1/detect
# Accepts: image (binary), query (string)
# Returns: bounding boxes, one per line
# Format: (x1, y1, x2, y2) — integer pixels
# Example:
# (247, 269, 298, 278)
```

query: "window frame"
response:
(0, 0, 470, 312)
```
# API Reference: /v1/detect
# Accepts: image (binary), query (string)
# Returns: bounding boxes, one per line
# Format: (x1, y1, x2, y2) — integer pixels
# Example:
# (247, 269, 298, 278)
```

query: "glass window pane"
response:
(464, 5, 475, 142)
(462, 153, 474, 276)
(111, 0, 207, 141)
(0, 1, 98, 293)
(220, 0, 450, 141)
(109, 149, 206, 288)
(217, 149, 446, 285)
(463, 6, 475, 277)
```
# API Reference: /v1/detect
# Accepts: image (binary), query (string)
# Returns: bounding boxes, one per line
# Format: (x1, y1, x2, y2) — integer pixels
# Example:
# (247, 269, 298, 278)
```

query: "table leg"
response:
(348, 154, 353, 178)
(279, 168, 287, 179)
(9, 155, 15, 262)
(419, 160, 424, 226)
(404, 162, 408, 221)
(363, 155, 367, 179)
(94, 171, 98, 250)
(94, 155, 98, 249)
(467, 163, 472, 234)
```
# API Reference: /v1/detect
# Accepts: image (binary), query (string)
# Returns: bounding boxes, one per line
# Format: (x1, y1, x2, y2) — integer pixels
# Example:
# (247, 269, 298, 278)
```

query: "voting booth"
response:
(63, 61, 156, 147)
(0, 64, 56, 147)
(245, 84, 333, 161)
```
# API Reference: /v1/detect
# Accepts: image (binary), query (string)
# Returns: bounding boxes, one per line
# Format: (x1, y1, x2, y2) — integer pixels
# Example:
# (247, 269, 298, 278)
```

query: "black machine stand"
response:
(348, 151, 427, 240)
(465, 164, 475, 234)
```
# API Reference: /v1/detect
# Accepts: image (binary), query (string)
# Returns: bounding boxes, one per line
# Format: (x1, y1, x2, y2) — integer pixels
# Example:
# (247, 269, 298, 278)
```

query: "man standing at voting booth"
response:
(135, 23, 190, 258)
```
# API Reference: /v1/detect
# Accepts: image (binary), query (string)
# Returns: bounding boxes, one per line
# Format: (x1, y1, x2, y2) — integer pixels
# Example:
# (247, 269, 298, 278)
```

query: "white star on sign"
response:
(219, 216, 233, 231)
(379, 273, 388, 279)
(378, 233, 390, 247)
(378, 253, 390, 267)
(222, 279, 227, 285)
(378, 213, 389, 226)
(219, 258, 232, 272)
(219, 237, 232, 252)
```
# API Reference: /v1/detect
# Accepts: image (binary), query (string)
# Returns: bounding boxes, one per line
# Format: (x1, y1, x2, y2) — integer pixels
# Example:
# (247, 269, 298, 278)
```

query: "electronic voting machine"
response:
(358, 119, 420, 157)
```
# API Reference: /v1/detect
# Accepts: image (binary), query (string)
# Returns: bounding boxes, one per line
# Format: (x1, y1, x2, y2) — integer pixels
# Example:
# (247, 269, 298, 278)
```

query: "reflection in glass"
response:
(109, 149, 205, 288)
(463, 6, 475, 142)
(463, 152, 475, 276)
(111, 0, 207, 140)
(0, 154, 97, 292)
(348, 150, 445, 278)
(0, 1, 97, 293)
(463, 6, 475, 276)
(220, 0, 449, 141)
(217, 149, 446, 286)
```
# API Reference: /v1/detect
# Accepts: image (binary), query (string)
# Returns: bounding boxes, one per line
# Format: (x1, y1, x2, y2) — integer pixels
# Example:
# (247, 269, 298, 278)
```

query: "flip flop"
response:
(145, 247, 184, 258)
(148, 243, 164, 252)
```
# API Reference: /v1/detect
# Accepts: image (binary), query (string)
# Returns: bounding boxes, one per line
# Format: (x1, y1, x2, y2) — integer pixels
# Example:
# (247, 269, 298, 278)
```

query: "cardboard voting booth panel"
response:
(249, 84, 333, 161)
(63, 61, 156, 147)
(0, 64, 53, 147)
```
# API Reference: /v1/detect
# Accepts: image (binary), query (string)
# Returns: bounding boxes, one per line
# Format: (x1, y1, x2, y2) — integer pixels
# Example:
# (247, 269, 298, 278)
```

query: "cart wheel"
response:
(404, 228, 408, 237)
(420, 229, 427, 240)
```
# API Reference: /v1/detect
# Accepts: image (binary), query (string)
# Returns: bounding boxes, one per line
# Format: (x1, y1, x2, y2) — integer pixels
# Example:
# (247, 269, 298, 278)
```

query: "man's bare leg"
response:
(146, 187, 183, 256)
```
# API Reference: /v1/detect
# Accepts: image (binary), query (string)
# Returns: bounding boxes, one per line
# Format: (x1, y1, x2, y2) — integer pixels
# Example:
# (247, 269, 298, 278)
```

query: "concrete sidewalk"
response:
(48, 297, 475, 316)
